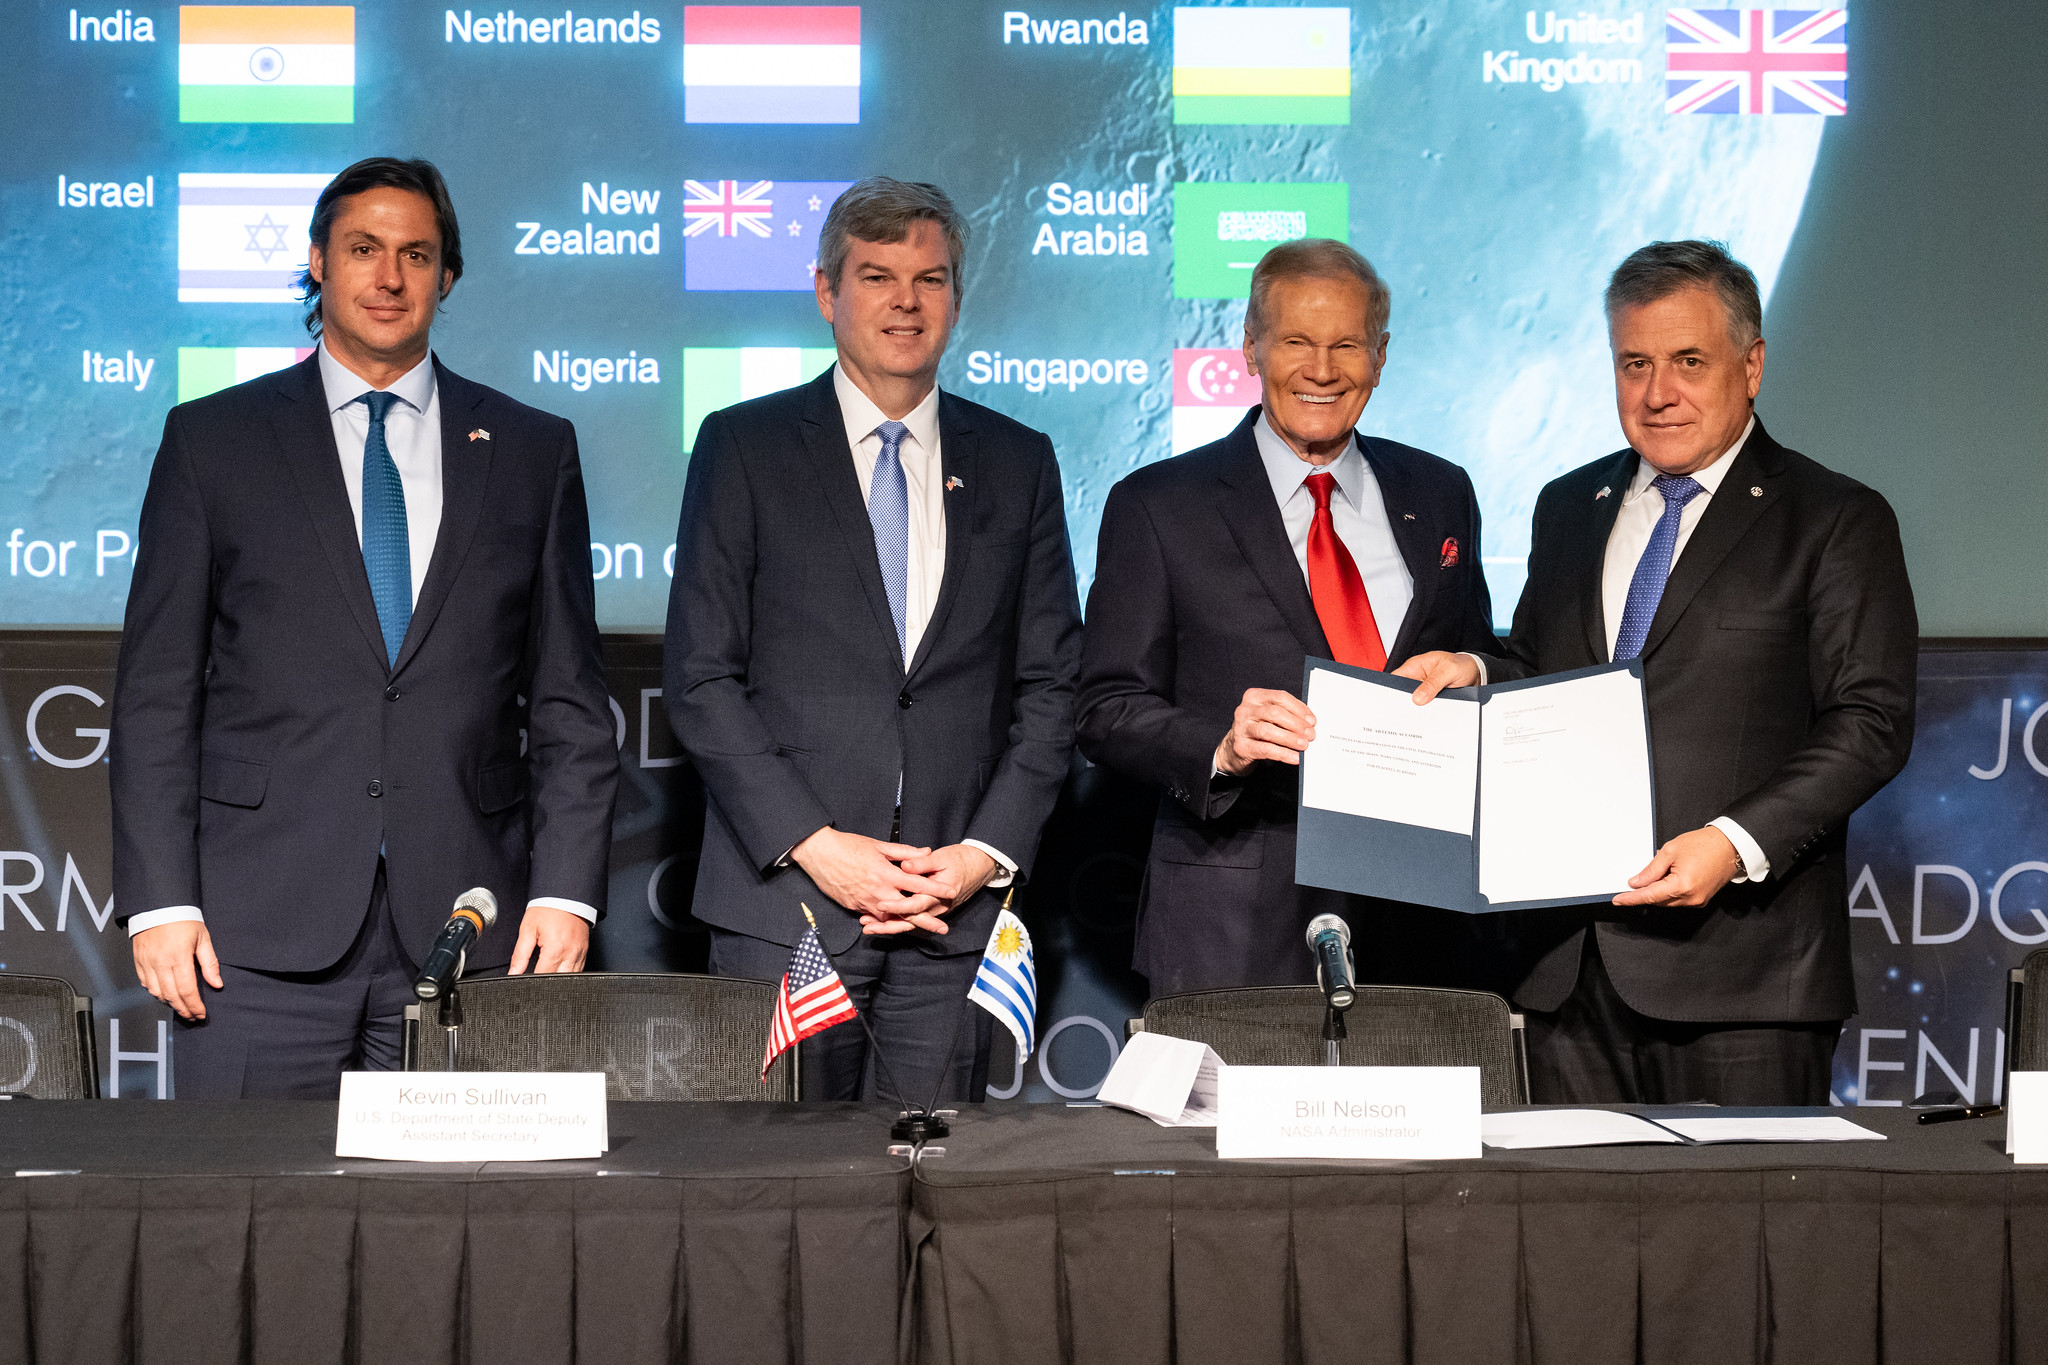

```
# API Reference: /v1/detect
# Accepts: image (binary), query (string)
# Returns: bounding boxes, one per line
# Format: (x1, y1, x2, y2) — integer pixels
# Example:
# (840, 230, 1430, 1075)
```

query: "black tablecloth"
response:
(908, 1105, 2048, 1365)
(0, 1101, 910, 1365)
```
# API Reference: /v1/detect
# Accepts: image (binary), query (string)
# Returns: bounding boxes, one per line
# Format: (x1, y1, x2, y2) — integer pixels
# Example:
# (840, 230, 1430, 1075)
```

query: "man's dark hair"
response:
(296, 157, 464, 336)
(816, 177, 968, 301)
(1604, 239, 1761, 350)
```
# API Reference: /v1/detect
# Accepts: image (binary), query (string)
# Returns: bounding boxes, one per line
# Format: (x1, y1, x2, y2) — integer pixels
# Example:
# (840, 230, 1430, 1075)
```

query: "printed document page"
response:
(1301, 668, 1479, 836)
(1476, 668, 1656, 906)
(1481, 1108, 1685, 1149)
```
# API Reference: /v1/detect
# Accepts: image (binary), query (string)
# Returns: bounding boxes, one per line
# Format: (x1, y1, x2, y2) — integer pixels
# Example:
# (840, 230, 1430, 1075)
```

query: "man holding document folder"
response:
(1398, 241, 1917, 1105)
(1078, 240, 1501, 996)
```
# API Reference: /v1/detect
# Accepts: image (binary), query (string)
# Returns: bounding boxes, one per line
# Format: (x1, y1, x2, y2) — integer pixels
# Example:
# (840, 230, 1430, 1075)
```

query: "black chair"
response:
(2009, 948, 2048, 1075)
(1134, 984, 1530, 1106)
(403, 972, 796, 1100)
(0, 973, 100, 1099)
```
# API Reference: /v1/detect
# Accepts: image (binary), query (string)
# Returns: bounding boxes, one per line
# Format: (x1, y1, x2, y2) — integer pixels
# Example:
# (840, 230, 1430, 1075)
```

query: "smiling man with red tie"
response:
(1077, 239, 1502, 996)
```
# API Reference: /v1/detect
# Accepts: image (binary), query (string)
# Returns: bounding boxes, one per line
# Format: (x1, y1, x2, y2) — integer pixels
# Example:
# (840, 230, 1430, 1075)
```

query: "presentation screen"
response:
(5, 1, 1849, 629)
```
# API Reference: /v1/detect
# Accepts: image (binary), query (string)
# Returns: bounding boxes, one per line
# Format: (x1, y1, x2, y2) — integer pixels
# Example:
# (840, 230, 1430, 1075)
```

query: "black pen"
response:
(1917, 1104, 2003, 1124)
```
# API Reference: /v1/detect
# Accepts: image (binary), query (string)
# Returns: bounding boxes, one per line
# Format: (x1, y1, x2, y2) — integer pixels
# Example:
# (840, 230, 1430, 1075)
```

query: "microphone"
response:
(1306, 913, 1356, 1010)
(414, 888, 498, 1001)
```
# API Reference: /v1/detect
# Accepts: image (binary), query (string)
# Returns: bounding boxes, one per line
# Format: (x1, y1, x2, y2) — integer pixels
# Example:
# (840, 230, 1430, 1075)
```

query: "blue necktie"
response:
(1613, 472, 1705, 661)
(869, 420, 911, 661)
(357, 390, 412, 668)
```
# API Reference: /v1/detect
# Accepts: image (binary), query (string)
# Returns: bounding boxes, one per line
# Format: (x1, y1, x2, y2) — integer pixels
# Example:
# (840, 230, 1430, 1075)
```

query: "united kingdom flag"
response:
(1665, 9, 1847, 116)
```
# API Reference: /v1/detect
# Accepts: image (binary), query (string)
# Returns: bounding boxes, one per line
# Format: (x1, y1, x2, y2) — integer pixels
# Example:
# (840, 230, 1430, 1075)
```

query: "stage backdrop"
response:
(2, 631, 2041, 1102)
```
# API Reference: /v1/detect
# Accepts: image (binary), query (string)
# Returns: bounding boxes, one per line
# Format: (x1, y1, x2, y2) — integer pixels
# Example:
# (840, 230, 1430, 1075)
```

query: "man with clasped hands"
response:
(1398, 240, 1917, 1105)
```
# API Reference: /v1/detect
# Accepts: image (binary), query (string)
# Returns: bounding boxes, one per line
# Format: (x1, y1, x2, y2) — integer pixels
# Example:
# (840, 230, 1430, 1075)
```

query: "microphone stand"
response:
(1322, 995, 1347, 1068)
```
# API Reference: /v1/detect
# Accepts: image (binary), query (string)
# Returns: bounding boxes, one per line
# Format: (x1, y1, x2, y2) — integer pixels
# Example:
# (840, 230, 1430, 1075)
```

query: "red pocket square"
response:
(1439, 537, 1460, 569)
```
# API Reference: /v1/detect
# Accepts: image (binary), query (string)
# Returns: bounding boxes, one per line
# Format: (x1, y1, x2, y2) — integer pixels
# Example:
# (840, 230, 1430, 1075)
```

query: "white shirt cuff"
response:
(1460, 652, 1490, 686)
(962, 839, 1017, 889)
(127, 905, 206, 936)
(1709, 817, 1771, 883)
(527, 897, 599, 924)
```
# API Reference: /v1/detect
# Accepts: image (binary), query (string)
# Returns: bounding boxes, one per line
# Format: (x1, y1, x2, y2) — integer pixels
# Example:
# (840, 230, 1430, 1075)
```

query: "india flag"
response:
(683, 6, 860, 124)
(178, 172, 334, 303)
(179, 6, 355, 124)
(1173, 7, 1350, 125)
(177, 346, 315, 403)
(683, 347, 838, 451)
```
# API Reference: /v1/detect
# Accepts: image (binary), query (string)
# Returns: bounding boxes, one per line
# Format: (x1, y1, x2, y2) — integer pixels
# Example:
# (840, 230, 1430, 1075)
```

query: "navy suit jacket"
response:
(663, 369, 1082, 956)
(1480, 421, 1917, 1022)
(1077, 407, 1503, 994)
(111, 353, 619, 973)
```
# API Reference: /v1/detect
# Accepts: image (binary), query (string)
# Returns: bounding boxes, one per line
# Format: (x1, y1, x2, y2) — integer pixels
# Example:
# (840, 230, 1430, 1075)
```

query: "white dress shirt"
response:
(130, 344, 598, 935)
(1597, 414, 1769, 883)
(830, 364, 1015, 885)
(1253, 413, 1415, 638)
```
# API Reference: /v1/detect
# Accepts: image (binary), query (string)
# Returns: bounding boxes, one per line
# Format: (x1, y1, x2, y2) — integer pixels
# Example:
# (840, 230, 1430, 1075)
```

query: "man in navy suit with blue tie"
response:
(113, 159, 619, 1098)
(1399, 241, 1917, 1104)
(664, 179, 1082, 1102)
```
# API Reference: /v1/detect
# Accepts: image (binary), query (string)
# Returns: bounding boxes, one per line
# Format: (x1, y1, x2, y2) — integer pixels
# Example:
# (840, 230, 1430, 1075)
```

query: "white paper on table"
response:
(1481, 1109, 1686, 1149)
(1477, 668, 1656, 905)
(1301, 668, 1478, 836)
(2008, 1072, 2048, 1161)
(1097, 1032, 1225, 1127)
(1650, 1115, 1886, 1144)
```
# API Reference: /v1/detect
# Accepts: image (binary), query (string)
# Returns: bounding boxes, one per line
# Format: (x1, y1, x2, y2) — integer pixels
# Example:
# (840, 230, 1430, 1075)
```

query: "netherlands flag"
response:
(683, 6, 860, 124)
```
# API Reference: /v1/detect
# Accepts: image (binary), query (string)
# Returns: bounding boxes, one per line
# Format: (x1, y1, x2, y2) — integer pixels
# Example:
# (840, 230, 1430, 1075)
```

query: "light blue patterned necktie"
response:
(869, 420, 911, 662)
(357, 390, 412, 668)
(1612, 472, 1705, 661)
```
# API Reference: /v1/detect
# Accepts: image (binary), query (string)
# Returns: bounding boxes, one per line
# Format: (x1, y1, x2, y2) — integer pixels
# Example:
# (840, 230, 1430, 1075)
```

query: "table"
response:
(908, 1105, 2048, 1365)
(0, 1100, 910, 1365)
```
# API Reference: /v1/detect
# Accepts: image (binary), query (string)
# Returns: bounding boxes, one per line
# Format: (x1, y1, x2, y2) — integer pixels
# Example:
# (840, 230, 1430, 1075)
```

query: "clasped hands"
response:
(1212, 653, 1748, 911)
(790, 826, 998, 936)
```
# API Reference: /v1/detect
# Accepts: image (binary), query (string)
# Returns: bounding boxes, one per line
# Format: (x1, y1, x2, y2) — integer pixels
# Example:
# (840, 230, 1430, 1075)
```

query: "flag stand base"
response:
(891, 1110, 951, 1143)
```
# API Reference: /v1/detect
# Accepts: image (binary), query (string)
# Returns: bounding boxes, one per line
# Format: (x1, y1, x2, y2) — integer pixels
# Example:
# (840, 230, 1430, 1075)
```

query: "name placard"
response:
(336, 1072, 609, 1162)
(1216, 1065, 1481, 1160)
(2009, 1071, 2048, 1163)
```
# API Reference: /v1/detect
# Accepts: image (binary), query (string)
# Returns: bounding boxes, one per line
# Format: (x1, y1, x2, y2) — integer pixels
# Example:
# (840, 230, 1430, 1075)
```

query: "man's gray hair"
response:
(816, 177, 969, 300)
(1245, 239, 1391, 340)
(1605, 239, 1763, 349)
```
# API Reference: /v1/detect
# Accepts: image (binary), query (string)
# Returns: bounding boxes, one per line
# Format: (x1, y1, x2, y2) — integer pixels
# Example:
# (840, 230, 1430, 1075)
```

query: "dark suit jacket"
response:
(111, 353, 619, 973)
(1076, 407, 1503, 995)
(663, 369, 1082, 956)
(1484, 420, 1917, 1022)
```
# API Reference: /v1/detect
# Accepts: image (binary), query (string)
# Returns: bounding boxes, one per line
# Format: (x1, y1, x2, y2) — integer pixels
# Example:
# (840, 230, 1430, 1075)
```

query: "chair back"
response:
(405, 973, 795, 1100)
(1140, 984, 1529, 1105)
(2013, 949, 2048, 1075)
(0, 974, 99, 1099)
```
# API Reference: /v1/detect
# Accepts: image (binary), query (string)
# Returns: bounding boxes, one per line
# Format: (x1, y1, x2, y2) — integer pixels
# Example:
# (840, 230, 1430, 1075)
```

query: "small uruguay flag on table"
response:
(969, 900, 1037, 1067)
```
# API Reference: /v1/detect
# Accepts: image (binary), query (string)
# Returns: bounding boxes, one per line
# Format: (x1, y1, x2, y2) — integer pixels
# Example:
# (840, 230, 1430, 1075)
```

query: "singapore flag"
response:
(1171, 348, 1256, 454)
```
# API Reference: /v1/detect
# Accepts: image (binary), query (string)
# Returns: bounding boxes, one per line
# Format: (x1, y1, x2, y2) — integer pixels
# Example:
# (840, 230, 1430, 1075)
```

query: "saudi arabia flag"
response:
(1173, 182, 1349, 298)
(179, 6, 356, 123)
(1172, 7, 1351, 125)
(177, 346, 315, 403)
(683, 348, 838, 453)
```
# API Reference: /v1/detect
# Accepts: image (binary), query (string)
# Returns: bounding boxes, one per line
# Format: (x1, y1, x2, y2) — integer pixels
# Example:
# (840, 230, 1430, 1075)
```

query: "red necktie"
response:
(1303, 472, 1387, 670)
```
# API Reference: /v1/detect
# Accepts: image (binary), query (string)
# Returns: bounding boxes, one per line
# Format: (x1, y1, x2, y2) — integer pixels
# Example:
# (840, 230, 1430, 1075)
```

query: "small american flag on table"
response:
(762, 921, 858, 1078)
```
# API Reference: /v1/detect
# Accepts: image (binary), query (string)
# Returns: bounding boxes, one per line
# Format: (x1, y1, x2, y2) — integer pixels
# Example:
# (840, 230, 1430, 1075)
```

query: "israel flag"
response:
(969, 906, 1037, 1065)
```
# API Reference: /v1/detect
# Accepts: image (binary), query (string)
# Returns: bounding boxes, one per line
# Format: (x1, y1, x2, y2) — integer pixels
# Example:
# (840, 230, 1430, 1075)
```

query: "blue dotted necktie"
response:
(1613, 473, 1705, 661)
(357, 390, 412, 668)
(869, 420, 911, 662)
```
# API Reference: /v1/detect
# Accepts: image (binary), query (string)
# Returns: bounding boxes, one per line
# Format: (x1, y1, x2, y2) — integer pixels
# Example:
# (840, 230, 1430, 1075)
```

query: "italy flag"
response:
(177, 347, 316, 402)
(1172, 7, 1350, 125)
(179, 6, 356, 123)
(683, 347, 837, 452)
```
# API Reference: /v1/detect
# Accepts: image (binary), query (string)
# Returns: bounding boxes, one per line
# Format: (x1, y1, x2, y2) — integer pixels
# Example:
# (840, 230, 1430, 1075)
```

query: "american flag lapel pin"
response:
(945, 475, 964, 491)
(469, 428, 491, 442)
(1596, 485, 1612, 500)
